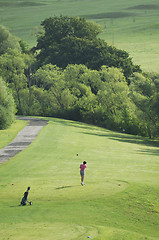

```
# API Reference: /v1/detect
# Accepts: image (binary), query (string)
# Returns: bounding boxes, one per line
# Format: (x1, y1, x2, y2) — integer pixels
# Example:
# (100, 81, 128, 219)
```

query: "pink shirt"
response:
(80, 164, 87, 171)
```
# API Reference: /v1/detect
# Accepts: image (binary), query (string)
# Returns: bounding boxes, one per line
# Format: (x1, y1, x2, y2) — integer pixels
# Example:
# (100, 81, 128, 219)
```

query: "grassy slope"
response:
(0, 0, 159, 72)
(0, 117, 159, 240)
(0, 119, 27, 149)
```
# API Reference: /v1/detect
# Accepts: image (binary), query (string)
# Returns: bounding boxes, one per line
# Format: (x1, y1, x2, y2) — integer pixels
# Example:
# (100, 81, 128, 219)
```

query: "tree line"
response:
(0, 16, 159, 139)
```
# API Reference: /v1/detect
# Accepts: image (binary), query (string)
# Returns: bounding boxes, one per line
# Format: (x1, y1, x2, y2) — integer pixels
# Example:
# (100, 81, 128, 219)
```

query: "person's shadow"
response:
(56, 186, 72, 190)
(10, 205, 22, 208)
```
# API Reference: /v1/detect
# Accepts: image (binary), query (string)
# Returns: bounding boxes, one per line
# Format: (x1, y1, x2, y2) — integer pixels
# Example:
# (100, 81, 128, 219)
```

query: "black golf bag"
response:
(21, 187, 32, 206)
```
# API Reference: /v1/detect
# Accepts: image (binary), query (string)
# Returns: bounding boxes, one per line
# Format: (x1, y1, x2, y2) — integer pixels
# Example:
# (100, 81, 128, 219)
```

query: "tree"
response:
(33, 16, 141, 78)
(0, 25, 21, 55)
(32, 64, 67, 110)
(129, 72, 159, 138)
(95, 67, 140, 132)
(0, 49, 36, 114)
(0, 78, 16, 129)
(64, 64, 102, 95)
(31, 64, 98, 120)
(19, 39, 30, 53)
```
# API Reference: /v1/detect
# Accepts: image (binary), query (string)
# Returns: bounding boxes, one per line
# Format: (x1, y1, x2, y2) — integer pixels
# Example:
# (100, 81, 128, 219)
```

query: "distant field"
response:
(0, 0, 159, 72)
(0, 117, 159, 240)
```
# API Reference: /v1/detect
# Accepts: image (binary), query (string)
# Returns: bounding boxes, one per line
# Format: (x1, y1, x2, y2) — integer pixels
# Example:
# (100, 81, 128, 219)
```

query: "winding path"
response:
(0, 117, 48, 165)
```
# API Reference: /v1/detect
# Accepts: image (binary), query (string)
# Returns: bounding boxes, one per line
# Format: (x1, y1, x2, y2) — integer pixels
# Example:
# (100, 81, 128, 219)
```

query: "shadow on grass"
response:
(81, 11, 136, 20)
(50, 117, 159, 156)
(10, 205, 23, 208)
(108, 135, 159, 147)
(137, 149, 159, 156)
(56, 186, 73, 190)
(83, 132, 159, 156)
(50, 117, 96, 131)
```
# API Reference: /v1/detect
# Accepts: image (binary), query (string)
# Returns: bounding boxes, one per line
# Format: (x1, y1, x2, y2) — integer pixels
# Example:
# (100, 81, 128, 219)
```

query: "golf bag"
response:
(21, 187, 32, 206)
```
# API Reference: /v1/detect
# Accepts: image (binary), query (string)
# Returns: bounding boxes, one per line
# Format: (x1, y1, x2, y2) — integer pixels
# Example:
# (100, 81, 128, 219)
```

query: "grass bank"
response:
(0, 117, 159, 239)
(0, 119, 27, 149)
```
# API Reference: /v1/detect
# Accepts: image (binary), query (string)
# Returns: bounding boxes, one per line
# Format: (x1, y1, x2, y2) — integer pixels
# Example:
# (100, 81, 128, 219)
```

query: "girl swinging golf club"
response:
(80, 161, 87, 185)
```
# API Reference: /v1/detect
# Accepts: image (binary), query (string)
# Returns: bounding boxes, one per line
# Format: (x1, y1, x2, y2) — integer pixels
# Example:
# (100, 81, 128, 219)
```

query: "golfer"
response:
(80, 161, 87, 185)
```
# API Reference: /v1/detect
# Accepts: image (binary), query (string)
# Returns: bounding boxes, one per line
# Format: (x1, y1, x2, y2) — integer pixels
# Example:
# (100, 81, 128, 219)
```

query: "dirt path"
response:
(0, 117, 48, 165)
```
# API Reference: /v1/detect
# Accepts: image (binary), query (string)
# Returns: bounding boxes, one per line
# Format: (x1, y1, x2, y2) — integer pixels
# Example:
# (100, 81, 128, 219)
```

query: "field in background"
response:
(0, 0, 159, 72)
(0, 117, 159, 239)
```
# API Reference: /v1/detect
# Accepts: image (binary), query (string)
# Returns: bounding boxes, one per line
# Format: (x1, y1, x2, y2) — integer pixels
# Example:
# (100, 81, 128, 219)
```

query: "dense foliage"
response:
(0, 20, 159, 138)
(0, 25, 21, 55)
(0, 77, 16, 129)
(33, 16, 141, 79)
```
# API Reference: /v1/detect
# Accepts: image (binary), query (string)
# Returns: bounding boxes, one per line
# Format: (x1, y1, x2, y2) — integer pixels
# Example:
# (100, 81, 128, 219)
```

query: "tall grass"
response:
(0, 117, 159, 239)
(0, 0, 159, 71)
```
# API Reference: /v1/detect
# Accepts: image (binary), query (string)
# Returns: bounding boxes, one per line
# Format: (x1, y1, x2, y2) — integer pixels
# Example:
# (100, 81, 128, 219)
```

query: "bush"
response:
(0, 78, 16, 129)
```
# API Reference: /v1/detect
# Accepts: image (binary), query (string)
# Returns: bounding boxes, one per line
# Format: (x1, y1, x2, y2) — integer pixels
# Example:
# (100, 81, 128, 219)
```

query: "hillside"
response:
(0, 0, 159, 71)
(0, 117, 159, 239)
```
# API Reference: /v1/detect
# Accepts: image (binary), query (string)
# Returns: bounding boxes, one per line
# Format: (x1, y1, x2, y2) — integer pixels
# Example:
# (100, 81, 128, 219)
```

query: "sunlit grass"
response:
(0, 0, 159, 71)
(0, 117, 159, 239)
(0, 119, 27, 149)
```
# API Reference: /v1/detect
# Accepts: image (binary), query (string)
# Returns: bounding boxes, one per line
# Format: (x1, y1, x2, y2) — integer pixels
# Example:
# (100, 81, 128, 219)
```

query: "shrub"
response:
(0, 78, 16, 129)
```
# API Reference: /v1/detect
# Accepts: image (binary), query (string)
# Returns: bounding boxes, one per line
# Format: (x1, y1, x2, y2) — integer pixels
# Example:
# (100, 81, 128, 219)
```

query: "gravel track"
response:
(0, 117, 48, 165)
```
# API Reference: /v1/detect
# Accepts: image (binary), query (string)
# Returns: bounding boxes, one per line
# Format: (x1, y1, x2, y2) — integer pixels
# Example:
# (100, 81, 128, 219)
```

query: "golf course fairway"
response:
(0, 117, 159, 240)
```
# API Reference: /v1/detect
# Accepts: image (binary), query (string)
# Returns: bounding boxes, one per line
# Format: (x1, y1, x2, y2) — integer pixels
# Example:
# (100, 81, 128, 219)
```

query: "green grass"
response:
(0, 119, 27, 149)
(0, 117, 159, 240)
(0, 0, 159, 72)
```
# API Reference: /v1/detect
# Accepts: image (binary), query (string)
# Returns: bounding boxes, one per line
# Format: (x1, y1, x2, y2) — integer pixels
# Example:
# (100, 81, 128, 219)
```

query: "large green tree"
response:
(129, 72, 159, 138)
(33, 16, 141, 78)
(93, 66, 140, 132)
(0, 77, 16, 129)
(32, 64, 96, 119)
(0, 49, 36, 114)
(0, 25, 21, 55)
(32, 64, 68, 112)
